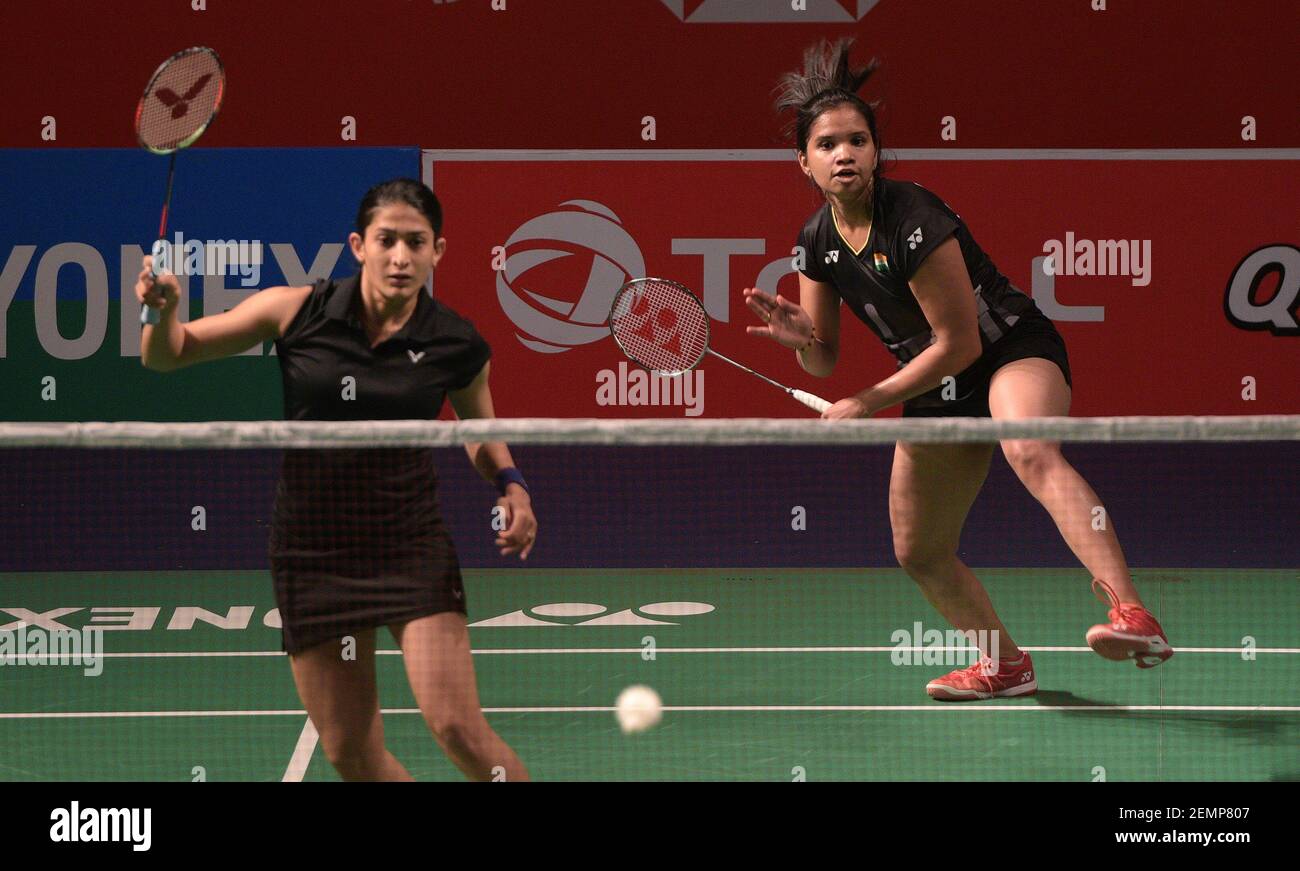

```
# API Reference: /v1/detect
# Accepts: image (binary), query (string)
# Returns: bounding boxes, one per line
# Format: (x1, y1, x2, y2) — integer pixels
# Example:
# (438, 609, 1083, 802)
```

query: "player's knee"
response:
(321, 733, 382, 781)
(1002, 441, 1060, 487)
(894, 540, 953, 576)
(429, 713, 482, 753)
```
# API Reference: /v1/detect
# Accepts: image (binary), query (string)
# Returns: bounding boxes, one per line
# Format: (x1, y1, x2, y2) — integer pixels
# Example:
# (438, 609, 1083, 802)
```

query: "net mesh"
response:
(609, 279, 710, 374)
(136, 48, 223, 153)
(1, 415, 1297, 781)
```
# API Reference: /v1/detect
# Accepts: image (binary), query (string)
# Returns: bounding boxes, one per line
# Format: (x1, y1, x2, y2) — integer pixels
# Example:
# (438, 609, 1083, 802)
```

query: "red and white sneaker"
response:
(1085, 578, 1174, 668)
(925, 653, 1037, 701)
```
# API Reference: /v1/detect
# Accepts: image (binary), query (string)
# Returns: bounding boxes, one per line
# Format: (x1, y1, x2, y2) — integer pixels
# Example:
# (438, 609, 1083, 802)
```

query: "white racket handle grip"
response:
(792, 390, 831, 414)
(141, 241, 167, 325)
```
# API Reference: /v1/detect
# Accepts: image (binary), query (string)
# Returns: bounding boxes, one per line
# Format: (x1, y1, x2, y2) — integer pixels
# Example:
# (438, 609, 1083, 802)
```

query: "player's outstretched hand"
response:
(495, 489, 537, 560)
(743, 288, 813, 349)
(136, 255, 180, 317)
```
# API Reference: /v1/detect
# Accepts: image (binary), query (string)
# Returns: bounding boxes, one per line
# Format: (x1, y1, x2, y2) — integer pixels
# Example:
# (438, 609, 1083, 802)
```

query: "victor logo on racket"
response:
(154, 74, 214, 120)
(607, 277, 831, 414)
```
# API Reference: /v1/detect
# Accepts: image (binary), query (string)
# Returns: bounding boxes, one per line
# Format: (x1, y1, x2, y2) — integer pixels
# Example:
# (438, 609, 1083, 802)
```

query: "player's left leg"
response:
(390, 612, 530, 781)
(987, 358, 1140, 602)
(989, 358, 1172, 667)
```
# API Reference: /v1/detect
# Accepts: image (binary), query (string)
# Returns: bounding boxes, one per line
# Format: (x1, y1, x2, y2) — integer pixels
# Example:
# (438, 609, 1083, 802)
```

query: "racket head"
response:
(608, 277, 710, 376)
(135, 46, 225, 155)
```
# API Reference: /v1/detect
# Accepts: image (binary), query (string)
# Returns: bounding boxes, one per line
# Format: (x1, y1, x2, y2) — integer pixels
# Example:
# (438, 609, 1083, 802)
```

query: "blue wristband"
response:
(495, 467, 529, 496)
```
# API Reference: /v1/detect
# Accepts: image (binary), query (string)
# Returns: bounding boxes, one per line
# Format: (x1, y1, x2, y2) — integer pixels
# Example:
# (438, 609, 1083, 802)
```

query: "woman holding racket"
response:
(745, 40, 1172, 700)
(137, 178, 535, 778)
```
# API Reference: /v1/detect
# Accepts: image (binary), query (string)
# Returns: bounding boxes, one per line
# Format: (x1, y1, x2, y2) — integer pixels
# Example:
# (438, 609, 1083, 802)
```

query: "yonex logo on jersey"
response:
(824, 251, 839, 264)
(907, 228, 924, 250)
(407, 349, 426, 363)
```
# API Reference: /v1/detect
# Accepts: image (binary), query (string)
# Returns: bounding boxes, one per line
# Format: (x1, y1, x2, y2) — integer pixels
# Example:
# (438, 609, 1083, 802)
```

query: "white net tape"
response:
(0, 415, 1296, 448)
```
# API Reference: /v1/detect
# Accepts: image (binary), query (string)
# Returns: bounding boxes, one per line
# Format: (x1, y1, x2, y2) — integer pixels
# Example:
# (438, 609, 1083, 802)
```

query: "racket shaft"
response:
(706, 348, 788, 391)
(142, 154, 178, 325)
(705, 349, 831, 414)
(151, 153, 177, 275)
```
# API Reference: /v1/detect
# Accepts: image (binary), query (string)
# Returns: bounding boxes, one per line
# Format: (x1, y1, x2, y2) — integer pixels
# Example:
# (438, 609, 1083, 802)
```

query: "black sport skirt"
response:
(268, 448, 467, 654)
(902, 312, 1072, 418)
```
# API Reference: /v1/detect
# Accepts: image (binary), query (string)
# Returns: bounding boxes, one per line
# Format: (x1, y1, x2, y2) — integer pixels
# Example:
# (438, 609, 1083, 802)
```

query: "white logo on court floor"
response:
(469, 601, 714, 628)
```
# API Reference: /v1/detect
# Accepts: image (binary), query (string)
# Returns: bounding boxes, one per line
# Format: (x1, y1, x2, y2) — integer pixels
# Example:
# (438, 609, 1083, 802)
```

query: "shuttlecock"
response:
(615, 685, 662, 734)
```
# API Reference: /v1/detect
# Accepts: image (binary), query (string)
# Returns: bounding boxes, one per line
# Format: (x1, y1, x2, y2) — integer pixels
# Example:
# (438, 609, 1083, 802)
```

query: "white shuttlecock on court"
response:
(615, 685, 663, 734)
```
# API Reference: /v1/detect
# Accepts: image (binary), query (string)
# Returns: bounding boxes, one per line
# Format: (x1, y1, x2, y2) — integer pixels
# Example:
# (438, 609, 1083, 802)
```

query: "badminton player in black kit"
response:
(745, 41, 1173, 700)
(137, 178, 535, 778)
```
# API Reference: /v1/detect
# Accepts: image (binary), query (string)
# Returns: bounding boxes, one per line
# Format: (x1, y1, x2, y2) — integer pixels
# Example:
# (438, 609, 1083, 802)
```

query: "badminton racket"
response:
(608, 277, 831, 414)
(135, 46, 225, 325)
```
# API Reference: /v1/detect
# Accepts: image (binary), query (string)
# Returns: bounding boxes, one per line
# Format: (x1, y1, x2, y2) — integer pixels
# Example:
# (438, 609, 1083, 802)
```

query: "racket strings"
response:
(137, 49, 223, 153)
(609, 279, 710, 373)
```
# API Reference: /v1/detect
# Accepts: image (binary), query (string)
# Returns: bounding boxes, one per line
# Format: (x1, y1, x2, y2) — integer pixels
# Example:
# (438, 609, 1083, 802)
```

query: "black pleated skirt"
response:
(268, 448, 467, 654)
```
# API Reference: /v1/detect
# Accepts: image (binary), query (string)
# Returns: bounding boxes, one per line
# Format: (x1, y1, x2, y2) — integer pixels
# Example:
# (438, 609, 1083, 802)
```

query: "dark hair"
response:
(775, 39, 884, 188)
(355, 178, 443, 238)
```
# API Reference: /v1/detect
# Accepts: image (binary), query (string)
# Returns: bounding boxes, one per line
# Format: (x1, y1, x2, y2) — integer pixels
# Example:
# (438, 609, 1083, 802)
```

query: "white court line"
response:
(8, 645, 1297, 660)
(421, 148, 1300, 162)
(2, 705, 1298, 719)
(281, 718, 319, 783)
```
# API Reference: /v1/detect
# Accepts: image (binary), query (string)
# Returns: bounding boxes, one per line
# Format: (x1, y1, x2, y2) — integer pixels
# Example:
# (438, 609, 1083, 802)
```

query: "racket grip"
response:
(792, 389, 832, 414)
(141, 240, 167, 325)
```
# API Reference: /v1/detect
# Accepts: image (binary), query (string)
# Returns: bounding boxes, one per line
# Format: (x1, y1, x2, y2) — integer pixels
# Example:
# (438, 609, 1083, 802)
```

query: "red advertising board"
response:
(429, 154, 1298, 418)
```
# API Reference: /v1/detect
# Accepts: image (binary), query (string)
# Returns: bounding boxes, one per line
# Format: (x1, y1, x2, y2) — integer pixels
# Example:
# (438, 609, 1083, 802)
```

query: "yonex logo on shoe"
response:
(907, 227, 924, 250)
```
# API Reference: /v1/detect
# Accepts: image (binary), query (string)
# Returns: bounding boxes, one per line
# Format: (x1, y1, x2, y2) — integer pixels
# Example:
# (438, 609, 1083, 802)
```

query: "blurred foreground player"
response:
(139, 178, 535, 777)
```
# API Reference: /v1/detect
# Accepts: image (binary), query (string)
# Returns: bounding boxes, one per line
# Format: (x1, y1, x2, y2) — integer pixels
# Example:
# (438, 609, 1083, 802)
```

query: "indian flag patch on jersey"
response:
(873, 252, 890, 272)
